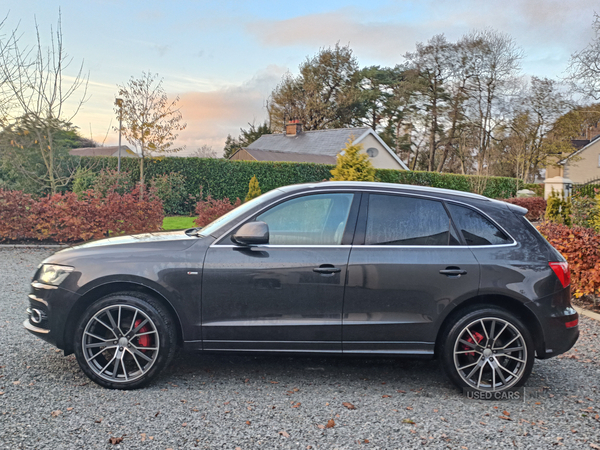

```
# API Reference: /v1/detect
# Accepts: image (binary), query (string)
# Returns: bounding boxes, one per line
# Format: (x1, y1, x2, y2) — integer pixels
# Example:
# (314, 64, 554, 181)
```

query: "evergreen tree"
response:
(330, 140, 375, 181)
(245, 175, 262, 202)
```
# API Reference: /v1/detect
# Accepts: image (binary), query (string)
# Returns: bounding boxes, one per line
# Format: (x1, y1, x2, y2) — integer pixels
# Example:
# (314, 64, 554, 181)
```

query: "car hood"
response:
(66, 230, 195, 250)
(44, 230, 201, 264)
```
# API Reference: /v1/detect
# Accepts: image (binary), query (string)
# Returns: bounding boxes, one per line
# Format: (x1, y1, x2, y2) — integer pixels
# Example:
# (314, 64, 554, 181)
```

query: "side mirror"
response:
(232, 221, 269, 246)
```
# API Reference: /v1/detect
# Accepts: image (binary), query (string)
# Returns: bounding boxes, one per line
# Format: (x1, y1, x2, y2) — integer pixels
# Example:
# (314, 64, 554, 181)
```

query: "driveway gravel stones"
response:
(1, 248, 599, 449)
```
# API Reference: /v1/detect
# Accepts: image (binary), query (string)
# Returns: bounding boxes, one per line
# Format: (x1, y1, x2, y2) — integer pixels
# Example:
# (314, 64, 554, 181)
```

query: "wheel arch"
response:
(434, 294, 545, 359)
(63, 281, 184, 354)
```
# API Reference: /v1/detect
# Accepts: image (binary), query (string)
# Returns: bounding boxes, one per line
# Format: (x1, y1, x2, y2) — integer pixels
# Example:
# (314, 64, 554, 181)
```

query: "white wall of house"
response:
(357, 134, 404, 170)
(563, 140, 600, 184)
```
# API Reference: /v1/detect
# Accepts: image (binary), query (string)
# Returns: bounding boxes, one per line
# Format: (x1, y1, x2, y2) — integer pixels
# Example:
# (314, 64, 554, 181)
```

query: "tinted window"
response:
(446, 203, 511, 246)
(256, 193, 353, 245)
(365, 194, 459, 246)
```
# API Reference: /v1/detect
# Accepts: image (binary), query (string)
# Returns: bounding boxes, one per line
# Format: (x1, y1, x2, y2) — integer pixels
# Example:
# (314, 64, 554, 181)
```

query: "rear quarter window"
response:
(446, 203, 512, 246)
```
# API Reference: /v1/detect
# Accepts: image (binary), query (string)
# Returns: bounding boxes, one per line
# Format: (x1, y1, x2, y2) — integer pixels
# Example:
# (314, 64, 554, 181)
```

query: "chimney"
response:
(285, 119, 302, 137)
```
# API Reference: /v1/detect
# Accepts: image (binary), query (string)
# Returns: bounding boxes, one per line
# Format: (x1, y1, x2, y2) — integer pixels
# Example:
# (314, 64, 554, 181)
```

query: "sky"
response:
(2, 0, 599, 155)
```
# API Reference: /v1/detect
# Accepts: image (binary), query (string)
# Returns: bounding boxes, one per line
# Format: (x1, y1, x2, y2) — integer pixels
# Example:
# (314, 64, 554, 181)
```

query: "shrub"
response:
(194, 195, 241, 227)
(330, 141, 375, 181)
(0, 188, 163, 243)
(537, 221, 600, 299)
(0, 189, 36, 240)
(570, 192, 599, 229)
(149, 172, 188, 215)
(72, 167, 97, 199)
(523, 183, 544, 197)
(245, 175, 262, 202)
(93, 169, 133, 196)
(545, 190, 571, 226)
(500, 197, 547, 221)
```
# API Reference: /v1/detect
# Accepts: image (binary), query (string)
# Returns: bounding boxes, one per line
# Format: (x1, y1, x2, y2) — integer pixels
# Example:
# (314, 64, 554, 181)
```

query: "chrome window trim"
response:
(211, 244, 352, 249)
(210, 186, 517, 248)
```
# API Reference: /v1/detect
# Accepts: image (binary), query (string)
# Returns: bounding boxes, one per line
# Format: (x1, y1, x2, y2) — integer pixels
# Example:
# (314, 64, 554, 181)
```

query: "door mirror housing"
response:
(232, 221, 269, 246)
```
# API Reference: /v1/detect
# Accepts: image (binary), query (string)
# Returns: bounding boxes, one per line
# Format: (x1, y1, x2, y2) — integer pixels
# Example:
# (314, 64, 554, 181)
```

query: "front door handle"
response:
(313, 265, 341, 274)
(439, 267, 467, 277)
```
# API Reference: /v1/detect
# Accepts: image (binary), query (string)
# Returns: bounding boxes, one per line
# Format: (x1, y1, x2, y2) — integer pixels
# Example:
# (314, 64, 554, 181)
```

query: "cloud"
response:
(246, 0, 599, 75)
(170, 65, 287, 155)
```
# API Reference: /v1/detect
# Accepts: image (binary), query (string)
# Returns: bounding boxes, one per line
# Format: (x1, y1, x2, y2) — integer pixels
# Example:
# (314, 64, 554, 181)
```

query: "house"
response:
(69, 145, 139, 158)
(546, 136, 600, 185)
(229, 122, 409, 170)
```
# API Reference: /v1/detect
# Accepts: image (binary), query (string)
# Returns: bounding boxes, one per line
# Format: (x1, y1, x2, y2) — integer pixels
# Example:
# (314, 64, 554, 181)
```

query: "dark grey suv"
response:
(24, 182, 579, 392)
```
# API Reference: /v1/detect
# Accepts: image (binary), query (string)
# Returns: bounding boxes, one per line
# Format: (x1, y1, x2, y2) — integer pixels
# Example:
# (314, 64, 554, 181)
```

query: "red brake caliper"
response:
(134, 319, 150, 352)
(463, 331, 484, 357)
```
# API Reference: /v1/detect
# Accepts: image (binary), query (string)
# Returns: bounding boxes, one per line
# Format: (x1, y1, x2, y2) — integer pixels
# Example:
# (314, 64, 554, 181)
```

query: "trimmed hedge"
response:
(77, 156, 521, 211)
(573, 183, 600, 197)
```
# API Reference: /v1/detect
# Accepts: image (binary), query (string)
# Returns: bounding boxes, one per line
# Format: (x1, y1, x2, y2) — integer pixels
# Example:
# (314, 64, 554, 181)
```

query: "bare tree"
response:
(566, 13, 600, 100)
(0, 12, 89, 193)
(191, 144, 217, 158)
(115, 72, 186, 197)
(462, 29, 523, 175)
(404, 34, 453, 172)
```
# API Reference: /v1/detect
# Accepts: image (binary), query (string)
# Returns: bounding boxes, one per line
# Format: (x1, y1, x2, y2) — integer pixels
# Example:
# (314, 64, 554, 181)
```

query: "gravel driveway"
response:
(1, 248, 599, 449)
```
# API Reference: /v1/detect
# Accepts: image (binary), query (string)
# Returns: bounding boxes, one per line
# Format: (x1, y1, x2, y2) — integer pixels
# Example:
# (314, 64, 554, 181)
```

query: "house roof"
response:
(69, 146, 137, 157)
(242, 148, 336, 164)
(558, 135, 600, 165)
(247, 127, 371, 156)
(246, 127, 409, 170)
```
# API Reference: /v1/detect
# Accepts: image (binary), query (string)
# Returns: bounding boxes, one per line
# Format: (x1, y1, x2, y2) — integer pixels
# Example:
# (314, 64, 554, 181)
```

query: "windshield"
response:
(198, 188, 283, 237)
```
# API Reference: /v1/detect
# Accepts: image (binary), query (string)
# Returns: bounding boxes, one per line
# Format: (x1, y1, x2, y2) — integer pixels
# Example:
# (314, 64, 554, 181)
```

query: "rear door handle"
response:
(439, 267, 467, 276)
(313, 265, 341, 274)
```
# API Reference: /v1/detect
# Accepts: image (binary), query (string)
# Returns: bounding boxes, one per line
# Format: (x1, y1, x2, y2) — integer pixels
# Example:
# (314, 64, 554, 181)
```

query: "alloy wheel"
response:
(453, 317, 527, 391)
(81, 304, 160, 383)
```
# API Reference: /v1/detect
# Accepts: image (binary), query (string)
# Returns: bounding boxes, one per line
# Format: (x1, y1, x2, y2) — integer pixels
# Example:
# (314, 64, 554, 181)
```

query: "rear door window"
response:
(446, 203, 512, 246)
(365, 194, 459, 246)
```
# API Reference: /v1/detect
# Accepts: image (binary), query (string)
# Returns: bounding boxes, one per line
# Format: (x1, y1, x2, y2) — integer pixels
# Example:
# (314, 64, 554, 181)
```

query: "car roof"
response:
(276, 181, 491, 202)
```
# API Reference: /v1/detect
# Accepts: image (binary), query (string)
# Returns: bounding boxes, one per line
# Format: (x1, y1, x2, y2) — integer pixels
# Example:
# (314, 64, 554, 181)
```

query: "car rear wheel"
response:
(73, 292, 176, 389)
(440, 306, 535, 393)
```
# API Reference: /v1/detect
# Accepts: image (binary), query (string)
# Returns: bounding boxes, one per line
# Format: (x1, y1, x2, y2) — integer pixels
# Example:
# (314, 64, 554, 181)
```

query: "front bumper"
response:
(23, 281, 81, 351)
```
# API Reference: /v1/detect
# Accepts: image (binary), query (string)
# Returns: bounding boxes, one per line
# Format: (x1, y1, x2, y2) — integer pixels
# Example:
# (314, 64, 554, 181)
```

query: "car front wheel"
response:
(440, 306, 535, 393)
(74, 292, 177, 389)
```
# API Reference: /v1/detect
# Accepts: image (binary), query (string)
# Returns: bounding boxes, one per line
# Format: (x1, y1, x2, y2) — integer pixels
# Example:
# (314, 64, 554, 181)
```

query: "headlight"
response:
(37, 264, 74, 286)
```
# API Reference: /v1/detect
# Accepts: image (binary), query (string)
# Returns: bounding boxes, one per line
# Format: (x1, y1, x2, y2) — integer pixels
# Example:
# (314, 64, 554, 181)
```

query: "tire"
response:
(440, 306, 535, 393)
(73, 292, 177, 389)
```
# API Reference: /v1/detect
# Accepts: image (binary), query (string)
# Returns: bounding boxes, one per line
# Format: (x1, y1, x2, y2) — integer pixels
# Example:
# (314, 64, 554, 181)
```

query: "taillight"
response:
(565, 318, 578, 328)
(549, 261, 570, 288)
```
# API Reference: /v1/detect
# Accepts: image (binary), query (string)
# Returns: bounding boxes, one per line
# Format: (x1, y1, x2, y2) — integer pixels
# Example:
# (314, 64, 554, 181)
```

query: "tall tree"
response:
(269, 43, 360, 131)
(115, 72, 186, 197)
(0, 12, 89, 193)
(462, 29, 523, 175)
(223, 121, 271, 159)
(566, 13, 600, 100)
(404, 35, 453, 172)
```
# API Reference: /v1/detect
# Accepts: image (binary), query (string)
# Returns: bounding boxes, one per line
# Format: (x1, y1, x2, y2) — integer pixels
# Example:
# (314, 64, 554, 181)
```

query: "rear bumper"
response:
(526, 288, 579, 359)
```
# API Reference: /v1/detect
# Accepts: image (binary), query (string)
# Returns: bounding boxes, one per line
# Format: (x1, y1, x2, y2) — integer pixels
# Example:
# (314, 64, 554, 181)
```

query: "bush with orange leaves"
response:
(0, 187, 163, 243)
(537, 221, 600, 299)
(194, 195, 241, 227)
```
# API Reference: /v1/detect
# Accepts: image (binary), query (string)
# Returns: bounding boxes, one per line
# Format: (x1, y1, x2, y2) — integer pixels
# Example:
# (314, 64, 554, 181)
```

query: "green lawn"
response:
(162, 216, 197, 231)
